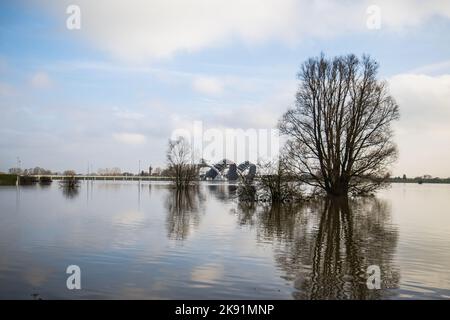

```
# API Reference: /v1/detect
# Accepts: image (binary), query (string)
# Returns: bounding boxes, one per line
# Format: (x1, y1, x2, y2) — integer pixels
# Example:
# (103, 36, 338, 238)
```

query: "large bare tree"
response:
(256, 158, 301, 203)
(279, 54, 399, 196)
(166, 136, 199, 190)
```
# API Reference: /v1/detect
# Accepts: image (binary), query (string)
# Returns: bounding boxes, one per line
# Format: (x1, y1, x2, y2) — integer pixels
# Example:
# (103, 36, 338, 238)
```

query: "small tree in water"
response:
(237, 157, 303, 205)
(257, 158, 301, 203)
(279, 54, 399, 197)
(166, 136, 199, 190)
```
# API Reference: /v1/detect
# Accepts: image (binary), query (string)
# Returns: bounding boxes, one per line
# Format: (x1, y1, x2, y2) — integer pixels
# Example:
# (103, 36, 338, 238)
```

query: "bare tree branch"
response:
(166, 137, 199, 190)
(279, 54, 399, 196)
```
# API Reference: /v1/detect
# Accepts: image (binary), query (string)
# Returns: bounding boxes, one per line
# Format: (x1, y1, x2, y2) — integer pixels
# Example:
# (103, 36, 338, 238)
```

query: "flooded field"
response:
(0, 181, 449, 299)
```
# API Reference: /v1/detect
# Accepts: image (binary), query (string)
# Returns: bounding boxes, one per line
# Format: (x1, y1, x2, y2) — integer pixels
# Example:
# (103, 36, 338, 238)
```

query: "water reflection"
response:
(2, 181, 448, 299)
(60, 183, 80, 199)
(206, 184, 238, 202)
(236, 197, 400, 299)
(165, 188, 205, 240)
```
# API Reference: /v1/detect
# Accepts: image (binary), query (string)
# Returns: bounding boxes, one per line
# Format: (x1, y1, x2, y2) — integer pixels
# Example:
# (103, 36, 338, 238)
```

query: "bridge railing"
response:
(27, 175, 174, 181)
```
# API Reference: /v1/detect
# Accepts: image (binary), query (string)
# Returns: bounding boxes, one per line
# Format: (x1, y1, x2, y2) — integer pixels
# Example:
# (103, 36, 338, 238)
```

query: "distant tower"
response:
(149, 166, 153, 176)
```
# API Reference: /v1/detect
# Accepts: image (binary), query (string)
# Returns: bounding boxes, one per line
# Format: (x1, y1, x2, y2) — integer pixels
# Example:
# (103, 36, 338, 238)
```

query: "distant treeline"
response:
(0, 174, 53, 186)
(7, 167, 53, 175)
(389, 176, 450, 184)
(5, 166, 171, 177)
(0, 174, 17, 186)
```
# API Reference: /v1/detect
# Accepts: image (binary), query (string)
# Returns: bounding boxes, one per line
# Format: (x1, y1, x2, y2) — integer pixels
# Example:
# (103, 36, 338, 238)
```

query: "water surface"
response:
(0, 181, 449, 299)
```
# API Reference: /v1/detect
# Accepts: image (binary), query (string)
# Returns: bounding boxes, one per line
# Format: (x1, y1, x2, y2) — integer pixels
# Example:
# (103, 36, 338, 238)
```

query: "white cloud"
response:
(30, 72, 52, 89)
(113, 107, 145, 120)
(388, 73, 450, 177)
(375, 0, 450, 29)
(408, 60, 450, 76)
(113, 132, 147, 145)
(192, 76, 224, 95)
(41, 0, 450, 61)
(389, 73, 450, 130)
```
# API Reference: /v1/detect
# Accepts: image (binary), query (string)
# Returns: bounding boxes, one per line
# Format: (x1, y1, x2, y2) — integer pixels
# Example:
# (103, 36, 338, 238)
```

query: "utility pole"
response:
(17, 157, 21, 174)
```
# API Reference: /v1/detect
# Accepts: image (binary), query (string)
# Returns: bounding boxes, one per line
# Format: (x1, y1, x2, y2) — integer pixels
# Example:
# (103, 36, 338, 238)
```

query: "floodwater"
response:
(0, 181, 449, 299)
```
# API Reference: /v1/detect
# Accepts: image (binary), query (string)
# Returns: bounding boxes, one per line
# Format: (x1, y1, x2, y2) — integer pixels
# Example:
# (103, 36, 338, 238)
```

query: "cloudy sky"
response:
(1, 0, 449, 176)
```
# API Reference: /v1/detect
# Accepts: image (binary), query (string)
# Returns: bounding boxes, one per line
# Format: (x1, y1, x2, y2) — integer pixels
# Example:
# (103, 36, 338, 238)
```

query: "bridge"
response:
(200, 159, 256, 181)
(19, 159, 258, 184)
(22, 175, 172, 182)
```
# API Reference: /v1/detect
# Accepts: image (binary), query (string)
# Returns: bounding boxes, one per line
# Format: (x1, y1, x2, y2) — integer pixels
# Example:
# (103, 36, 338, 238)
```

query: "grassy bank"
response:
(0, 174, 17, 186)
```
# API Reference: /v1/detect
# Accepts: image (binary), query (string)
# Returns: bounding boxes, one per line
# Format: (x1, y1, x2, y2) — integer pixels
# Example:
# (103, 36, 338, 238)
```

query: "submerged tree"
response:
(233, 197, 399, 299)
(236, 157, 304, 205)
(166, 136, 199, 190)
(280, 54, 399, 196)
(165, 188, 203, 240)
(236, 167, 257, 204)
(257, 158, 301, 203)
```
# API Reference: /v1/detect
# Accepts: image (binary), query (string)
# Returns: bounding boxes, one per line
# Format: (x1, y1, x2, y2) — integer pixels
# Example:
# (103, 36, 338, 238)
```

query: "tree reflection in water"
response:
(206, 184, 238, 202)
(165, 188, 205, 241)
(60, 181, 80, 199)
(236, 197, 400, 299)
